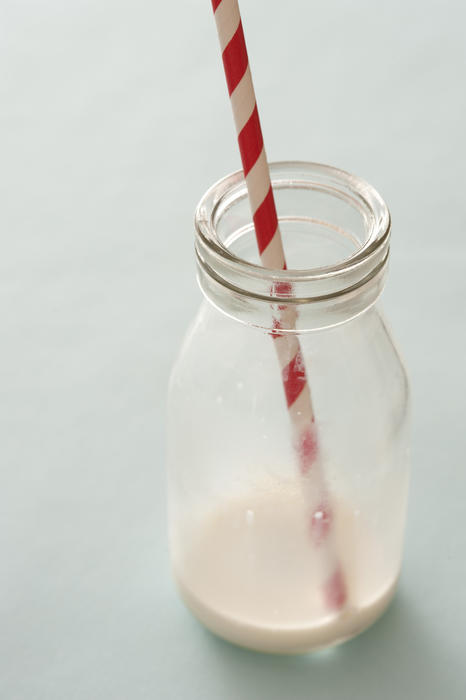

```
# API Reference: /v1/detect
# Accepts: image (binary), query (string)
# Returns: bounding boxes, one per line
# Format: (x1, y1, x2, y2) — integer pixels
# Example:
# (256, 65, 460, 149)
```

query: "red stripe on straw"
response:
(222, 21, 249, 96)
(282, 351, 307, 408)
(323, 567, 347, 611)
(238, 106, 264, 175)
(211, 0, 223, 10)
(253, 186, 278, 254)
(297, 425, 318, 475)
(271, 318, 284, 339)
(274, 280, 293, 297)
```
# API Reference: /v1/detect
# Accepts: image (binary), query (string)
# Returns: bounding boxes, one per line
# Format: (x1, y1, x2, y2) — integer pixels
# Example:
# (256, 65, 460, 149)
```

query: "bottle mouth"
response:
(195, 162, 391, 329)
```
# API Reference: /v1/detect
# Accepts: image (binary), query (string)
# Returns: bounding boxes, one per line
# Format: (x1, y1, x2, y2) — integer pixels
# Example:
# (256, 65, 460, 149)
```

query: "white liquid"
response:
(173, 479, 399, 653)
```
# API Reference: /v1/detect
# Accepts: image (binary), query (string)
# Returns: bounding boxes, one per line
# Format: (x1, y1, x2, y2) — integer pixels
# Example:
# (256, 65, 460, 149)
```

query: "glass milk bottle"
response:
(167, 162, 410, 654)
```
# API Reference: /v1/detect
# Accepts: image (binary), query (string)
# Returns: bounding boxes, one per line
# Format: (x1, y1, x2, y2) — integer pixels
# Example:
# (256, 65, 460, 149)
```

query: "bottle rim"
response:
(195, 161, 390, 305)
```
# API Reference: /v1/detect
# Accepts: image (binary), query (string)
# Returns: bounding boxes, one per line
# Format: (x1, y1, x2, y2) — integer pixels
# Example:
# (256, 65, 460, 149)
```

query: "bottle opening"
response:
(195, 162, 391, 331)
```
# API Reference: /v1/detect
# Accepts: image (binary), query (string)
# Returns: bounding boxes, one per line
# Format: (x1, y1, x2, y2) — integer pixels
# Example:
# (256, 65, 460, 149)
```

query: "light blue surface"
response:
(1, 1, 465, 697)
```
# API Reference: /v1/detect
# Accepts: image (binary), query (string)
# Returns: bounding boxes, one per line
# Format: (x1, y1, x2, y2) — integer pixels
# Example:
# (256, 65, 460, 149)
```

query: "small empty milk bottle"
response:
(167, 162, 410, 654)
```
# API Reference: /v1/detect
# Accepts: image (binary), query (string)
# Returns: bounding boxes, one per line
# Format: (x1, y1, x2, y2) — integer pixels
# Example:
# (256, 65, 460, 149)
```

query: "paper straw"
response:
(211, 0, 346, 611)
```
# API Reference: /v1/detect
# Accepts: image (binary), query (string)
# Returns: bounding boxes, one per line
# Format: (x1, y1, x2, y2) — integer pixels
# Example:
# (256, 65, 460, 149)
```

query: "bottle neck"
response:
(195, 162, 391, 332)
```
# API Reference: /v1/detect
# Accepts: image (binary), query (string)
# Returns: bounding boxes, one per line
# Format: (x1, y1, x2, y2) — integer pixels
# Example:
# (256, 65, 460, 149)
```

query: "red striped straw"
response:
(211, 0, 347, 611)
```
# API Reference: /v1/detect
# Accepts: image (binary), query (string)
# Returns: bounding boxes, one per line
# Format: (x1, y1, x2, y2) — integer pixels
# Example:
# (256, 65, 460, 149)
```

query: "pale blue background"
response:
(1, 1, 465, 698)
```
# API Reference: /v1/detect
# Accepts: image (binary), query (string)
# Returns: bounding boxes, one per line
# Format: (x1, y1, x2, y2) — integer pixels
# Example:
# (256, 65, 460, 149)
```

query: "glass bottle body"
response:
(167, 163, 410, 653)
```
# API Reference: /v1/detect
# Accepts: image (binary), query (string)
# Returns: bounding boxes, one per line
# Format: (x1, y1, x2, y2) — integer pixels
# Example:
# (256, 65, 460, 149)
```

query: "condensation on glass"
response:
(167, 162, 410, 654)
